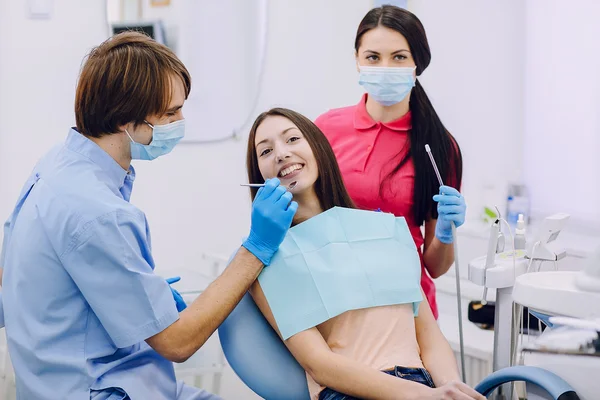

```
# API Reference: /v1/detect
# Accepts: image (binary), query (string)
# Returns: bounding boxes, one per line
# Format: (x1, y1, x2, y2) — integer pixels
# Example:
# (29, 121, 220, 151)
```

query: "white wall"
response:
(0, 0, 533, 284)
(523, 0, 600, 227)
(408, 0, 527, 219)
(175, 0, 264, 143)
(130, 0, 370, 285)
(0, 0, 369, 286)
(0, 0, 108, 241)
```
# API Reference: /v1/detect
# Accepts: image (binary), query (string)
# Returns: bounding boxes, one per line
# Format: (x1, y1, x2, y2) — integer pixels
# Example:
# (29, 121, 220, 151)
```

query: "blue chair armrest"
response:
(475, 366, 578, 399)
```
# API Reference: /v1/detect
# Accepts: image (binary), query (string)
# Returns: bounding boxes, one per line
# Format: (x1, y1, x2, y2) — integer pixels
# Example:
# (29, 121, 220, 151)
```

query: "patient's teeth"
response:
(280, 164, 302, 177)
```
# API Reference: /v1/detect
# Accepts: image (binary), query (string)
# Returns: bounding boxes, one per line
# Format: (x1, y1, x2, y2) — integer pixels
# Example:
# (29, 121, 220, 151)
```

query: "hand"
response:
(425, 381, 486, 400)
(242, 178, 298, 266)
(433, 185, 466, 244)
(166, 276, 187, 312)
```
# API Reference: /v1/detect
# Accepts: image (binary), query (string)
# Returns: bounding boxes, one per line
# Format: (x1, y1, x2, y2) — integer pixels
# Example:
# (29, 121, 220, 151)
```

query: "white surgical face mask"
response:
(358, 66, 416, 106)
(125, 119, 185, 161)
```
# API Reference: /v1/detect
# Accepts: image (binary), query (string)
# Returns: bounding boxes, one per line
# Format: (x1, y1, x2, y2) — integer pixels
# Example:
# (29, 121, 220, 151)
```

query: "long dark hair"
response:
(355, 5, 462, 225)
(247, 108, 355, 212)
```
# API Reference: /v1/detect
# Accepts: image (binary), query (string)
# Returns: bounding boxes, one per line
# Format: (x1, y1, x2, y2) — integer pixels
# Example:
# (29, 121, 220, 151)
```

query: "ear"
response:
(118, 123, 131, 136)
(355, 51, 360, 73)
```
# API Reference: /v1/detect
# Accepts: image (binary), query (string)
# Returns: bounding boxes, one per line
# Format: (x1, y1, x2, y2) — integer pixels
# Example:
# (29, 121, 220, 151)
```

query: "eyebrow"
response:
(165, 104, 183, 113)
(362, 49, 410, 55)
(255, 127, 298, 148)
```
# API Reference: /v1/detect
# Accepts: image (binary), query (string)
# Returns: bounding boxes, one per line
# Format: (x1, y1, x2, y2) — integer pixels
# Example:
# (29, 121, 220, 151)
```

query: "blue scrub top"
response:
(1, 129, 219, 400)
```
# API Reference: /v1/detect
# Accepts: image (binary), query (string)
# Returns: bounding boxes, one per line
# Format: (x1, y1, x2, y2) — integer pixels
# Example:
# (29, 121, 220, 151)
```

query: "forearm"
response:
(311, 352, 431, 400)
(423, 237, 454, 279)
(149, 247, 263, 361)
(420, 331, 461, 386)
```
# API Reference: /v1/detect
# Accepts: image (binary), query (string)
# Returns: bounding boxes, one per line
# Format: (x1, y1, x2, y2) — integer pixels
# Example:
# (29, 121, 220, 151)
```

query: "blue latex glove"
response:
(433, 185, 466, 244)
(166, 276, 187, 312)
(242, 178, 298, 266)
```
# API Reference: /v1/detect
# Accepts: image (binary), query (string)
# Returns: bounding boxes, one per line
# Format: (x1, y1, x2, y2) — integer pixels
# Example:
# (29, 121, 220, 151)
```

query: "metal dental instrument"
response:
(425, 144, 466, 383)
(240, 182, 297, 190)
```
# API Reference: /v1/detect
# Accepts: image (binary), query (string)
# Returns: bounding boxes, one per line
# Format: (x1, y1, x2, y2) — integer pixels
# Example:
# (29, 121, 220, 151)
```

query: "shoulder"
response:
(446, 132, 462, 166)
(39, 163, 144, 236)
(315, 104, 358, 133)
(444, 132, 463, 188)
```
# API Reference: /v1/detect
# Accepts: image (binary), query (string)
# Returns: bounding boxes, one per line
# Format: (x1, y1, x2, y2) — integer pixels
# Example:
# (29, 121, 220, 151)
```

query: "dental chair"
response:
(219, 293, 580, 400)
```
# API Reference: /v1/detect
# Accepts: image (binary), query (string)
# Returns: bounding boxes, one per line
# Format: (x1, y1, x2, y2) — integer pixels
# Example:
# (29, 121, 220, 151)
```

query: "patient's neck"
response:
(292, 188, 323, 226)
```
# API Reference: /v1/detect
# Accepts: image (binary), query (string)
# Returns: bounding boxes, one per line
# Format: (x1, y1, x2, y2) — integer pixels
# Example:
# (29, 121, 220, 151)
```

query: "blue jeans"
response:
(318, 366, 435, 400)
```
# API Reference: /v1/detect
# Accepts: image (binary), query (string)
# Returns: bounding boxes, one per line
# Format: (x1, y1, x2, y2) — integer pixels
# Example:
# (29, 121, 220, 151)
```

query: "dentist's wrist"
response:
(242, 234, 274, 266)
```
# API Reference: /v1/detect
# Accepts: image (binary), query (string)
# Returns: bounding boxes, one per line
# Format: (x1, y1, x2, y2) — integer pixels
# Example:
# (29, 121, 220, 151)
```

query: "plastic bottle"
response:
(514, 213, 526, 250)
(506, 183, 530, 228)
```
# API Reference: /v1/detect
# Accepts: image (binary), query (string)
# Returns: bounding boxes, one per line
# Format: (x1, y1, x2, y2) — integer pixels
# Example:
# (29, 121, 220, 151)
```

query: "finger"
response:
(456, 382, 487, 400)
(444, 214, 465, 223)
(438, 205, 465, 216)
(433, 194, 464, 206)
(276, 191, 293, 208)
(457, 392, 475, 400)
(440, 185, 461, 196)
(256, 178, 280, 200)
(255, 186, 264, 199)
(267, 185, 287, 203)
(445, 389, 474, 400)
(166, 276, 181, 284)
(286, 201, 299, 215)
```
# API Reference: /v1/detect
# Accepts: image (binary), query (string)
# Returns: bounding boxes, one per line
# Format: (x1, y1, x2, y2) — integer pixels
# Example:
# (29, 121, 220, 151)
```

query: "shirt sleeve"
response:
(0, 219, 10, 267)
(1, 171, 41, 267)
(61, 209, 179, 348)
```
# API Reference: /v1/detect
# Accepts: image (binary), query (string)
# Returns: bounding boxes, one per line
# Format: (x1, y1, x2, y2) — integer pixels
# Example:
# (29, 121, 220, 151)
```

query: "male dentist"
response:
(0, 31, 296, 400)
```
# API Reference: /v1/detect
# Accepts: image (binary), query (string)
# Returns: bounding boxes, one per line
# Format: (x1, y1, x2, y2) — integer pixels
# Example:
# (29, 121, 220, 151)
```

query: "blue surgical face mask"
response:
(358, 66, 416, 106)
(126, 119, 185, 161)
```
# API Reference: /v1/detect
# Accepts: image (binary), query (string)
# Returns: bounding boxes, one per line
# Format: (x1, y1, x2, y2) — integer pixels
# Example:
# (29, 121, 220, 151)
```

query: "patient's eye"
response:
(288, 136, 300, 143)
(259, 148, 272, 157)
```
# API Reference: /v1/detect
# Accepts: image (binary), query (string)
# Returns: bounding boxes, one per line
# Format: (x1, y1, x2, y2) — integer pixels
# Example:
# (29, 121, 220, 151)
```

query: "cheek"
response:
(257, 159, 273, 180)
(306, 156, 319, 180)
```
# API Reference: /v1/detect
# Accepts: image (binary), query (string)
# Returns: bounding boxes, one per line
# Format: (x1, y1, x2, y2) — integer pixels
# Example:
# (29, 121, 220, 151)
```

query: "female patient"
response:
(246, 108, 484, 400)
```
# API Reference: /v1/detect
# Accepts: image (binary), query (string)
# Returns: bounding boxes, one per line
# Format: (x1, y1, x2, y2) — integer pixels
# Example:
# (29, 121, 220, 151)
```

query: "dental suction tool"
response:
(425, 144, 466, 383)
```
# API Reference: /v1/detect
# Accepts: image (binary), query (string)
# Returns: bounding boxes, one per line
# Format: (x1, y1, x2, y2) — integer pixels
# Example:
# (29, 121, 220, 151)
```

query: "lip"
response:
(278, 163, 304, 179)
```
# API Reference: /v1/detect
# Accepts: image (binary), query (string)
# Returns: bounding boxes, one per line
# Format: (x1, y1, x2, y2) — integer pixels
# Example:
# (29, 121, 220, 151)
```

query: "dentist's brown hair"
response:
(75, 31, 191, 138)
(246, 108, 355, 212)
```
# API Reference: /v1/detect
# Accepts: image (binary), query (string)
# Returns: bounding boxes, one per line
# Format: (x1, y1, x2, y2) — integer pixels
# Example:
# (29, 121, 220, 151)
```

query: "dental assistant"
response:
(315, 5, 466, 319)
(0, 32, 296, 400)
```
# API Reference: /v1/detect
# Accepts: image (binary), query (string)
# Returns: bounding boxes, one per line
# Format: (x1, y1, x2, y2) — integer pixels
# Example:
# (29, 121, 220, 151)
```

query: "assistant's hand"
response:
(433, 185, 466, 244)
(242, 178, 298, 266)
(166, 276, 187, 312)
